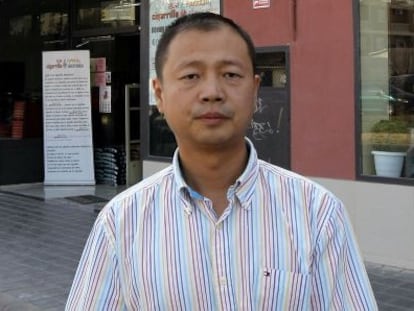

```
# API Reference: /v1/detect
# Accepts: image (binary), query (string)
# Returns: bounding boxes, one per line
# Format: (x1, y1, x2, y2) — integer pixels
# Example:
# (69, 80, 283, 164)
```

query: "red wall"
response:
(224, 1, 356, 180)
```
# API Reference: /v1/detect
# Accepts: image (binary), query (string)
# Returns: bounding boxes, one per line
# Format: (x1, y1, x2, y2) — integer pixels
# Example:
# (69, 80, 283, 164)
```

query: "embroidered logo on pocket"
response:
(256, 268, 311, 310)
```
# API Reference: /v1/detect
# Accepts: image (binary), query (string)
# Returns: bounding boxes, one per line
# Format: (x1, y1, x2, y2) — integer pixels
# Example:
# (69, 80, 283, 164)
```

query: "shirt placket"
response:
(214, 219, 230, 310)
(198, 193, 236, 310)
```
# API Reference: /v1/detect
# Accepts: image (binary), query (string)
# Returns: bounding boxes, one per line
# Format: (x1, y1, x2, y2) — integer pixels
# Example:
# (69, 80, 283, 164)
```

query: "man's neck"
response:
(178, 142, 249, 216)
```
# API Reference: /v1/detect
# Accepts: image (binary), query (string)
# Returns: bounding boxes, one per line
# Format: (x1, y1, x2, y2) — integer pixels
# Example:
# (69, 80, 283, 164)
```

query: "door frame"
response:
(254, 45, 291, 169)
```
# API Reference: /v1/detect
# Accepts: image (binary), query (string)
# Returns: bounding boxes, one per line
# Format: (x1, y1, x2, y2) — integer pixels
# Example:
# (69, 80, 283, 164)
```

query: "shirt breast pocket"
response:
(255, 268, 311, 311)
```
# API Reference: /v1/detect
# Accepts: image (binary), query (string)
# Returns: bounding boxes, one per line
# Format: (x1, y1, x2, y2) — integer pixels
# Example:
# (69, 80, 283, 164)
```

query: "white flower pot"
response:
(371, 150, 406, 177)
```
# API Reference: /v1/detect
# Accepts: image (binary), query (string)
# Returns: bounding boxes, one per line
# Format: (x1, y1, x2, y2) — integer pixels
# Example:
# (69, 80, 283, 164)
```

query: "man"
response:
(66, 12, 377, 310)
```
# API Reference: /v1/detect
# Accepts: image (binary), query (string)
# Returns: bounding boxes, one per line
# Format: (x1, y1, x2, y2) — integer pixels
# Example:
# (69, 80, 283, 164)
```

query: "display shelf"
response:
(125, 83, 141, 186)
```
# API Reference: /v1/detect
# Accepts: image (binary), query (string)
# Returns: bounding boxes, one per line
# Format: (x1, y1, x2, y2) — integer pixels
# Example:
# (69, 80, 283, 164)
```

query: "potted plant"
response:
(370, 119, 410, 177)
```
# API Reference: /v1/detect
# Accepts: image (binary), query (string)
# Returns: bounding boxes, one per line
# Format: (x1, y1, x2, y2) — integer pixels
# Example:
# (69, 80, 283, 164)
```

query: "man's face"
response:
(152, 25, 260, 151)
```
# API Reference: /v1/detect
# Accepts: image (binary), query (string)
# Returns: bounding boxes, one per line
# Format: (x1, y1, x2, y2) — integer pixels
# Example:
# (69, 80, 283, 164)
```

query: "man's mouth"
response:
(196, 112, 229, 125)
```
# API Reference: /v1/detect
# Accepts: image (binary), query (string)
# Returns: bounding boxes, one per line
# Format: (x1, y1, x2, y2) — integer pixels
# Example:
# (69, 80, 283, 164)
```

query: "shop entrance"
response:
(73, 33, 141, 186)
(247, 48, 291, 169)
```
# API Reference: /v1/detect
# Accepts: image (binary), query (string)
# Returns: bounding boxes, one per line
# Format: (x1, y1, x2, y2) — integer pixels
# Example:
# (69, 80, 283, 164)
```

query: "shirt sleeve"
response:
(65, 213, 125, 311)
(310, 201, 378, 310)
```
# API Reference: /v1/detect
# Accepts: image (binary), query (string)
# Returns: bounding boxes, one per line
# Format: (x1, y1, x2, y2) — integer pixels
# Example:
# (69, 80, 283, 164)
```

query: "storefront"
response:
(141, 1, 414, 269)
(0, 0, 141, 185)
(0, 1, 413, 268)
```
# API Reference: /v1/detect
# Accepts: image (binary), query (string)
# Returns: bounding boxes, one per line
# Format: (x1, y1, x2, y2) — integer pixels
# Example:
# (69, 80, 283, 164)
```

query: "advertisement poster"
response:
(99, 85, 112, 113)
(149, 0, 220, 105)
(42, 50, 95, 185)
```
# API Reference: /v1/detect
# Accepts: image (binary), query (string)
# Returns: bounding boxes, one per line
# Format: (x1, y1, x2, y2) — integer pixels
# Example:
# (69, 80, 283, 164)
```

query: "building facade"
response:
(0, 1, 413, 268)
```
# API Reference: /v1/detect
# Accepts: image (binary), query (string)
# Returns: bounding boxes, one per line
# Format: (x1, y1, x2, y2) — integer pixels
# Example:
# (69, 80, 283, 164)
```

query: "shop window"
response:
(0, 1, 69, 140)
(149, 106, 176, 158)
(75, 0, 140, 32)
(256, 52, 287, 88)
(250, 50, 290, 169)
(359, 0, 414, 180)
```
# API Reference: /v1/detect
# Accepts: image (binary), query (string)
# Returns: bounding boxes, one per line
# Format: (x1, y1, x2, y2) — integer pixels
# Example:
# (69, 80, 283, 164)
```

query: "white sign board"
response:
(253, 0, 270, 9)
(149, 0, 221, 105)
(42, 50, 95, 185)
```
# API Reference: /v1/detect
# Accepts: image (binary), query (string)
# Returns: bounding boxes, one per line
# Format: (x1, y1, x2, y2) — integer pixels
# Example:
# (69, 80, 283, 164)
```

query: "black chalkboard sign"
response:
(246, 87, 290, 169)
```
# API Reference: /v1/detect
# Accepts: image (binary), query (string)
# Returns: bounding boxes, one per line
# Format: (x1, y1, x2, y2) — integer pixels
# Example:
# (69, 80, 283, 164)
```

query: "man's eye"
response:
(224, 72, 242, 79)
(181, 74, 199, 80)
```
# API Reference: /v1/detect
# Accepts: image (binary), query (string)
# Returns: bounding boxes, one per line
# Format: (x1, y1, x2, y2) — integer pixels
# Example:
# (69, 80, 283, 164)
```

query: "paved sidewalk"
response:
(0, 188, 413, 310)
(0, 293, 41, 311)
(0, 191, 101, 311)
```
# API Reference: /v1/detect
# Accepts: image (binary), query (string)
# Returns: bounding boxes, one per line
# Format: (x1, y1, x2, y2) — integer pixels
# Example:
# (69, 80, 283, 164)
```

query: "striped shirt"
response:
(66, 139, 378, 310)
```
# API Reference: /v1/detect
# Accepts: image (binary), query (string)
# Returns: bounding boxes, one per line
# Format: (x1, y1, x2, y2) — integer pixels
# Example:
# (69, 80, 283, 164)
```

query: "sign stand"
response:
(42, 50, 95, 185)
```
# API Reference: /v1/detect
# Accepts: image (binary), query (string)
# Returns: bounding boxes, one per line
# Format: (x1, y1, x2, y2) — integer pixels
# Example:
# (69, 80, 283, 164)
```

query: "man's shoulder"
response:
(134, 165, 175, 190)
(257, 160, 346, 234)
(100, 165, 175, 215)
(257, 159, 342, 204)
(122, 164, 174, 197)
(257, 159, 310, 184)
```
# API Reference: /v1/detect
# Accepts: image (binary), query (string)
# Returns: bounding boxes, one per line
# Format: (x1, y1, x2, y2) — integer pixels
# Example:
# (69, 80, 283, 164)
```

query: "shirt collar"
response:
(172, 137, 259, 212)
(233, 137, 259, 209)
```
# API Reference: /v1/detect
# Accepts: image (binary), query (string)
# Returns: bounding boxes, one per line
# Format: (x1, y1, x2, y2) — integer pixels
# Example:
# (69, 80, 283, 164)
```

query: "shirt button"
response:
(219, 277, 227, 285)
(216, 223, 223, 230)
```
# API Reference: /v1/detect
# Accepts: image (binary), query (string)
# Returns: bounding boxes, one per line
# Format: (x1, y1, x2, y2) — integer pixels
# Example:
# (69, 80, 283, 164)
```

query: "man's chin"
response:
(195, 136, 243, 150)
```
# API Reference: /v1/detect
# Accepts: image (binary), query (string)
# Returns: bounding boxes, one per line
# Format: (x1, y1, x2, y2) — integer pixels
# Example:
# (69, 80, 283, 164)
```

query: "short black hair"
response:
(154, 12, 257, 80)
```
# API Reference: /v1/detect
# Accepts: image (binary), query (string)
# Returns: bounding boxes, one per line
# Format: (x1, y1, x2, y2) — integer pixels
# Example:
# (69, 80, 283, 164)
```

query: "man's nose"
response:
(200, 75, 224, 103)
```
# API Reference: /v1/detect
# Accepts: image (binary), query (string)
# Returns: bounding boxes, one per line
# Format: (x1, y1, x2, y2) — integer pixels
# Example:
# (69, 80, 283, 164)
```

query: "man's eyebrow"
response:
(174, 59, 247, 70)
(220, 59, 246, 68)
(174, 60, 203, 70)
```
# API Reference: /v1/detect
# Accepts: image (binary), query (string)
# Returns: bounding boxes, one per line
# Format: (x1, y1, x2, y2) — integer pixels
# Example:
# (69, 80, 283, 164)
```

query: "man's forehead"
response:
(172, 24, 239, 41)
(166, 32, 251, 71)
(168, 27, 247, 54)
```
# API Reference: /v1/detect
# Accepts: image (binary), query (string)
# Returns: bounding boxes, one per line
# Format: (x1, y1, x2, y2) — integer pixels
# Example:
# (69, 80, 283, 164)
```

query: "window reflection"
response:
(360, 0, 414, 179)
(149, 106, 176, 157)
(75, 0, 139, 31)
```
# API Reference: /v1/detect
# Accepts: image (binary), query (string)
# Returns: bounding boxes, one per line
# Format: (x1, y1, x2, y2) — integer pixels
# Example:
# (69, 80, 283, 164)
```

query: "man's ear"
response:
(152, 78, 164, 113)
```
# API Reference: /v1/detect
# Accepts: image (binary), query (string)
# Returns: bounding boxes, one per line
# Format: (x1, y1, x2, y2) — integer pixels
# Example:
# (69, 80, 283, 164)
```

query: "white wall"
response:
(143, 160, 170, 178)
(143, 160, 414, 269)
(313, 177, 414, 270)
